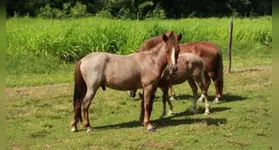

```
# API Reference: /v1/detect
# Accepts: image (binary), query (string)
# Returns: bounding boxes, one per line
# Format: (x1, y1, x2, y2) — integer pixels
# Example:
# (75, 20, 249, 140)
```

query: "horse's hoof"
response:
(87, 127, 93, 133)
(71, 127, 78, 132)
(147, 126, 156, 132)
(204, 111, 210, 115)
(170, 96, 176, 101)
(168, 111, 176, 116)
(213, 98, 221, 104)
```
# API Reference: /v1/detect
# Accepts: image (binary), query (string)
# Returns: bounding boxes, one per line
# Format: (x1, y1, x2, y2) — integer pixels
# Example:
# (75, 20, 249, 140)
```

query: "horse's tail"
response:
(73, 61, 87, 123)
(216, 49, 224, 98)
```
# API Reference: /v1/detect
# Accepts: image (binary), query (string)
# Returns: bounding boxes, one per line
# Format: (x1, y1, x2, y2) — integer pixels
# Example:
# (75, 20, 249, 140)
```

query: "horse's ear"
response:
(162, 34, 168, 42)
(177, 33, 182, 42)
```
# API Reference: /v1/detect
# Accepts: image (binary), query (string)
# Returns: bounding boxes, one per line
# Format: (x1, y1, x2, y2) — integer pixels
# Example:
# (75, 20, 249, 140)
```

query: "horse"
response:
(129, 32, 223, 103)
(70, 31, 182, 133)
(129, 52, 210, 120)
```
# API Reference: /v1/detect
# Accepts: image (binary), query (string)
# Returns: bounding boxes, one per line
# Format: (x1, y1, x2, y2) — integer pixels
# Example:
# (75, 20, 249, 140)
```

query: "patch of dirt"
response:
(10, 146, 22, 150)
(230, 66, 272, 74)
(6, 83, 73, 101)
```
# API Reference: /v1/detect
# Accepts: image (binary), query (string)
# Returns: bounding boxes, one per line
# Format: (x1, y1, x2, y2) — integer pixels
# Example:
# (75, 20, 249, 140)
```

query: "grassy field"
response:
(6, 64, 272, 149)
(6, 17, 272, 149)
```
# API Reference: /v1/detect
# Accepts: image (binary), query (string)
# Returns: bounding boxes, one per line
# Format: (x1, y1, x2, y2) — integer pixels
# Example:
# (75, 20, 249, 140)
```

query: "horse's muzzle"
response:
(169, 65, 178, 75)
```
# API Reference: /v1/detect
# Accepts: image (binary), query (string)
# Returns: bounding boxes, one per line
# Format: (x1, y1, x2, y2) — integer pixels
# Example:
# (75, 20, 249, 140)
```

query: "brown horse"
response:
(130, 32, 223, 103)
(70, 31, 182, 133)
(129, 52, 210, 120)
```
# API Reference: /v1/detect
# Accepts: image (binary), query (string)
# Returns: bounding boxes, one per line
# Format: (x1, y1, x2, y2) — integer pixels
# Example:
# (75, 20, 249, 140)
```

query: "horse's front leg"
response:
(143, 86, 156, 132)
(139, 91, 144, 124)
(169, 85, 176, 101)
(159, 87, 168, 120)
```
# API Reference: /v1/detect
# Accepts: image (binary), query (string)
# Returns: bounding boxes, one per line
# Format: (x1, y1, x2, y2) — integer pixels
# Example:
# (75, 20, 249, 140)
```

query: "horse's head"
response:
(162, 31, 182, 74)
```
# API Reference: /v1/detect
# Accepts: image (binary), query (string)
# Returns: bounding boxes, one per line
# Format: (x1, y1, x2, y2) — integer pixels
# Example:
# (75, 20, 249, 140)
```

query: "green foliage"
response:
(6, 17, 271, 75)
(70, 2, 87, 18)
(95, 9, 113, 18)
(37, 2, 88, 19)
(6, 0, 271, 19)
(37, 4, 52, 18)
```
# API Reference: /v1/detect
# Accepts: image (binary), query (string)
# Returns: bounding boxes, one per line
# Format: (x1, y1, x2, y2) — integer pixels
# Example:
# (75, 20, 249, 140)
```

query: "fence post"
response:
(227, 17, 233, 73)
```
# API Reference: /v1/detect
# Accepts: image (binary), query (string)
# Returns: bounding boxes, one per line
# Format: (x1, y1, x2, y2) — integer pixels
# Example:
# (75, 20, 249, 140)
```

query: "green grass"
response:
(6, 17, 272, 149)
(6, 17, 271, 76)
(6, 64, 272, 149)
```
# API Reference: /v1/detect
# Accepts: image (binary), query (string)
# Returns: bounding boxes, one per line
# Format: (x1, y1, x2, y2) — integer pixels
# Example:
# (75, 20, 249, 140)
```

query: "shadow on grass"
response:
(157, 117, 227, 129)
(223, 93, 247, 102)
(165, 106, 231, 120)
(91, 106, 229, 131)
(173, 93, 247, 103)
(173, 94, 193, 101)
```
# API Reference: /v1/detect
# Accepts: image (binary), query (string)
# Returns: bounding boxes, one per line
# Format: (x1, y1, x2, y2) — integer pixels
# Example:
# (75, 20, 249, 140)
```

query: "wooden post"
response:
(227, 17, 233, 73)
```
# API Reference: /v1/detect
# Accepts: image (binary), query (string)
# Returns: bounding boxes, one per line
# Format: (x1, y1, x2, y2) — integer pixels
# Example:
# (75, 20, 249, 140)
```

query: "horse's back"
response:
(179, 42, 220, 72)
(179, 53, 203, 65)
(178, 53, 204, 78)
(79, 52, 142, 90)
(180, 41, 219, 56)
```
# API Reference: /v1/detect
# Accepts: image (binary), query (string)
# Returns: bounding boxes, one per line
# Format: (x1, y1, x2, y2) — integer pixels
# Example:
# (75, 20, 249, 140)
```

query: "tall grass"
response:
(6, 17, 272, 75)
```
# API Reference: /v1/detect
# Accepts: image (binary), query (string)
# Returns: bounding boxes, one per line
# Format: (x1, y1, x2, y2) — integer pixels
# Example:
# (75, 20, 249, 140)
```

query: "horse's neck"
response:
(151, 43, 168, 73)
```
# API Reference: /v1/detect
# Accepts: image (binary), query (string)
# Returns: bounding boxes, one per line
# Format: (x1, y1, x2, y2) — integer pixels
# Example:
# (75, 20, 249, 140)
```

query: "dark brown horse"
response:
(130, 32, 223, 103)
(71, 31, 182, 133)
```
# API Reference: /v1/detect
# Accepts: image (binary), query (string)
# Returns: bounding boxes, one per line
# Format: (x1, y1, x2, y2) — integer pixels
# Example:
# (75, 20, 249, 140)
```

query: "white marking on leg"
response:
(213, 97, 220, 103)
(171, 47, 176, 65)
(87, 127, 93, 133)
(198, 94, 205, 102)
(168, 109, 174, 116)
(170, 96, 175, 101)
(71, 126, 78, 132)
(204, 96, 210, 115)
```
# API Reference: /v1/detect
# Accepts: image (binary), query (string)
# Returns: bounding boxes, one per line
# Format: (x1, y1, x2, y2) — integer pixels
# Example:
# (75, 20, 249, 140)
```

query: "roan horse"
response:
(129, 52, 210, 120)
(70, 31, 182, 133)
(129, 32, 223, 103)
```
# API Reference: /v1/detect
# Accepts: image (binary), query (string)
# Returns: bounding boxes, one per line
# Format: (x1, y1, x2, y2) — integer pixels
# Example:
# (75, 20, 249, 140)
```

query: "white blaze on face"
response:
(171, 47, 176, 65)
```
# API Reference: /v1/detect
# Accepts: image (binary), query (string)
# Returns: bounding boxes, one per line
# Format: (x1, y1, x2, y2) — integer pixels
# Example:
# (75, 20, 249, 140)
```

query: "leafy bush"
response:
(95, 9, 113, 18)
(70, 2, 87, 18)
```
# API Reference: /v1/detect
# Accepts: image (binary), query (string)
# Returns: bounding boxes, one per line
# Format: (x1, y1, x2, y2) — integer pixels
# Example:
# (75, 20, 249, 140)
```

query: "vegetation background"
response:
(6, 0, 272, 149)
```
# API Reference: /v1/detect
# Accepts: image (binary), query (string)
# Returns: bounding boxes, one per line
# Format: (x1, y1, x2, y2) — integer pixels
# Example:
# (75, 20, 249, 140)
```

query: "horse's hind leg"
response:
(188, 78, 198, 98)
(71, 100, 83, 132)
(204, 71, 211, 91)
(197, 72, 211, 102)
(208, 71, 222, 103)
(82, 87, 98, 133)
(195, 74, 210, 115)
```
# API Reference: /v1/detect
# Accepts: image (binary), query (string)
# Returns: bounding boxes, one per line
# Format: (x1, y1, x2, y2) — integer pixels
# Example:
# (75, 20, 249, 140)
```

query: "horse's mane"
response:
(135, 31, 173, 53)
